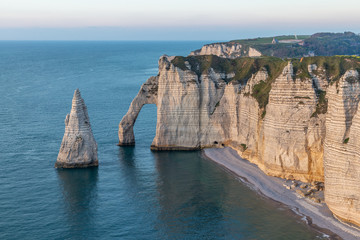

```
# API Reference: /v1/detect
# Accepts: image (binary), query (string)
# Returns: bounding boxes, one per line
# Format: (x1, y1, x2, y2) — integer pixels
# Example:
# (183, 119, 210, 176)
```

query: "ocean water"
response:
(0, 41, 325, 239)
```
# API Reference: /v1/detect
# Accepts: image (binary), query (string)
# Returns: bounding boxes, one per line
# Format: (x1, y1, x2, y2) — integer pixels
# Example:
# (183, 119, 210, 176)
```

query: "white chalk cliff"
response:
(119, 55, 360, 226)
(190, 42, 261, 58)
(56, 89, 98, 168)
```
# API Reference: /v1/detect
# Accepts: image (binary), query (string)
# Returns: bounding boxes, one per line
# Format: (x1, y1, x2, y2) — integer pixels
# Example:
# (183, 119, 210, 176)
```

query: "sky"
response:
(1, 0, 359, 40)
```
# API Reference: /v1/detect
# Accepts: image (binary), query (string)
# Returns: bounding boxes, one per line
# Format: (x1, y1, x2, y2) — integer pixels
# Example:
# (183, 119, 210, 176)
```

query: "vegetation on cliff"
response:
(311, 90, 328, 117)
(292, 56, 360, 82)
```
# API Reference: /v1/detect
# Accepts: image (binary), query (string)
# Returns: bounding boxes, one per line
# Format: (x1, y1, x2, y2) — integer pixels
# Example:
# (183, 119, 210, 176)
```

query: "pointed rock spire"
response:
(56, 89, 98, 168)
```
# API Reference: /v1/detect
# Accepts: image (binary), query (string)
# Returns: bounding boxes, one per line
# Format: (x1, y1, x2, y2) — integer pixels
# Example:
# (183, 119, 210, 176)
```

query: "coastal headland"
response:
(119, 32, 360, 235)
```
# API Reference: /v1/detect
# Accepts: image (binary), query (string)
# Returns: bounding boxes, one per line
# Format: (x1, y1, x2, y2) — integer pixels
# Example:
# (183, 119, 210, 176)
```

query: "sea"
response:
(0, 41, 327, 239)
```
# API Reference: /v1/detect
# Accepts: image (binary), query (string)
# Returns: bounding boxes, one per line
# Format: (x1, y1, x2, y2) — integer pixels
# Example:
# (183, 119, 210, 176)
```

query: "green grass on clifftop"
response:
(171, 55, 286, 85)
(292, 56, 360, 82)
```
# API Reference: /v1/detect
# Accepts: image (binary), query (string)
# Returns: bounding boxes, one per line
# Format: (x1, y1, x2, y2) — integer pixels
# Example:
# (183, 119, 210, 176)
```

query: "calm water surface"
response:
(0, 41, 325, 239)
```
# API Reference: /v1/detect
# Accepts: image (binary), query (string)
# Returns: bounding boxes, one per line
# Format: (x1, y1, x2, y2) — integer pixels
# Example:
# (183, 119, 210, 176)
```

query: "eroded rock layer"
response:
(119, 55, 360, 225)
(56, 89, 98, 168)
(261, 62, 324, 182)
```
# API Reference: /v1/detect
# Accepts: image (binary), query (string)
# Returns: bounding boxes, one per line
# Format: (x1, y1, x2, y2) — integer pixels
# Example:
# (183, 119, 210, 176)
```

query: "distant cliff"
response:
(190, 42, 261, 58)
(119, 54, 360, 226)
(190, 32, 360, 58)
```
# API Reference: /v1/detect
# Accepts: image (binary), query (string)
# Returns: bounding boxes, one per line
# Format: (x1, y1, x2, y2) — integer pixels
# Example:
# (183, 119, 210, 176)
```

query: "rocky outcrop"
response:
(189, 42, 261, 58)
(56, 89, 98, 168)
(119, 55, 360, 226)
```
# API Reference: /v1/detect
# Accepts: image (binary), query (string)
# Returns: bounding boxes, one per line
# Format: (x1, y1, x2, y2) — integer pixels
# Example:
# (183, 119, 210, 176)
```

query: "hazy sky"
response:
(1, 0, 359, 40)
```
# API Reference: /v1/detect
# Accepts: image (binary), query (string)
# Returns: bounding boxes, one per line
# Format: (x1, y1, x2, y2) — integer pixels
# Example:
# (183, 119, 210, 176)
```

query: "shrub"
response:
(311, 90, 328, 117)
(240, 143, 248, 150)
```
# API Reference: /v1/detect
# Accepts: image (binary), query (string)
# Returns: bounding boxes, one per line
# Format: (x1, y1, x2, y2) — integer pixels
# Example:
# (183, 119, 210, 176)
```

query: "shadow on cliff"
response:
(56, 168, 98, 238)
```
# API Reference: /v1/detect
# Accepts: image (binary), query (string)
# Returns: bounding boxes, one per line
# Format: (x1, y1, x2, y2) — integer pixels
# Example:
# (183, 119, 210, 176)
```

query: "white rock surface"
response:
(151, 56, 228, 149)
(56, 89, 98, 168)
(248, 47, 262, 57)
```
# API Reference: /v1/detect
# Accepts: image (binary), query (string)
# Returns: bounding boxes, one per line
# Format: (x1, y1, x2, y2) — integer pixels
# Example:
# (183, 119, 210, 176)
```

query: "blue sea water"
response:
(0, 41, 326, 239)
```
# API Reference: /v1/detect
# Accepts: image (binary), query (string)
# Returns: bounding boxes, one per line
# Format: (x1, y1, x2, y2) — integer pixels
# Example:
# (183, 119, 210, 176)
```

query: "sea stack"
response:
(55, 89, 98, 168)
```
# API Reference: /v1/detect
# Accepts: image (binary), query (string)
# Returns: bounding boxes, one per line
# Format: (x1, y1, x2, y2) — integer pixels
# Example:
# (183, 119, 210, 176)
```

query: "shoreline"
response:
(203, 147, 360, 240)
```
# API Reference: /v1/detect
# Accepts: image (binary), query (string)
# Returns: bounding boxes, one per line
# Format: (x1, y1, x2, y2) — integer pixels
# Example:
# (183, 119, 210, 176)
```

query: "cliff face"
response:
(255, 62, 325, 182)
(190, 43, 261, 58)
(151, 56, 230, 150)
(56, 89, 98, 168)
(118, 55, 360, 225)
(324, 70, 360, 226)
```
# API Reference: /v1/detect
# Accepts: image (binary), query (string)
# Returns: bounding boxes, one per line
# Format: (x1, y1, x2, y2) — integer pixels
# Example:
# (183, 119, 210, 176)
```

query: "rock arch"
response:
(118, 76, 158, 145)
